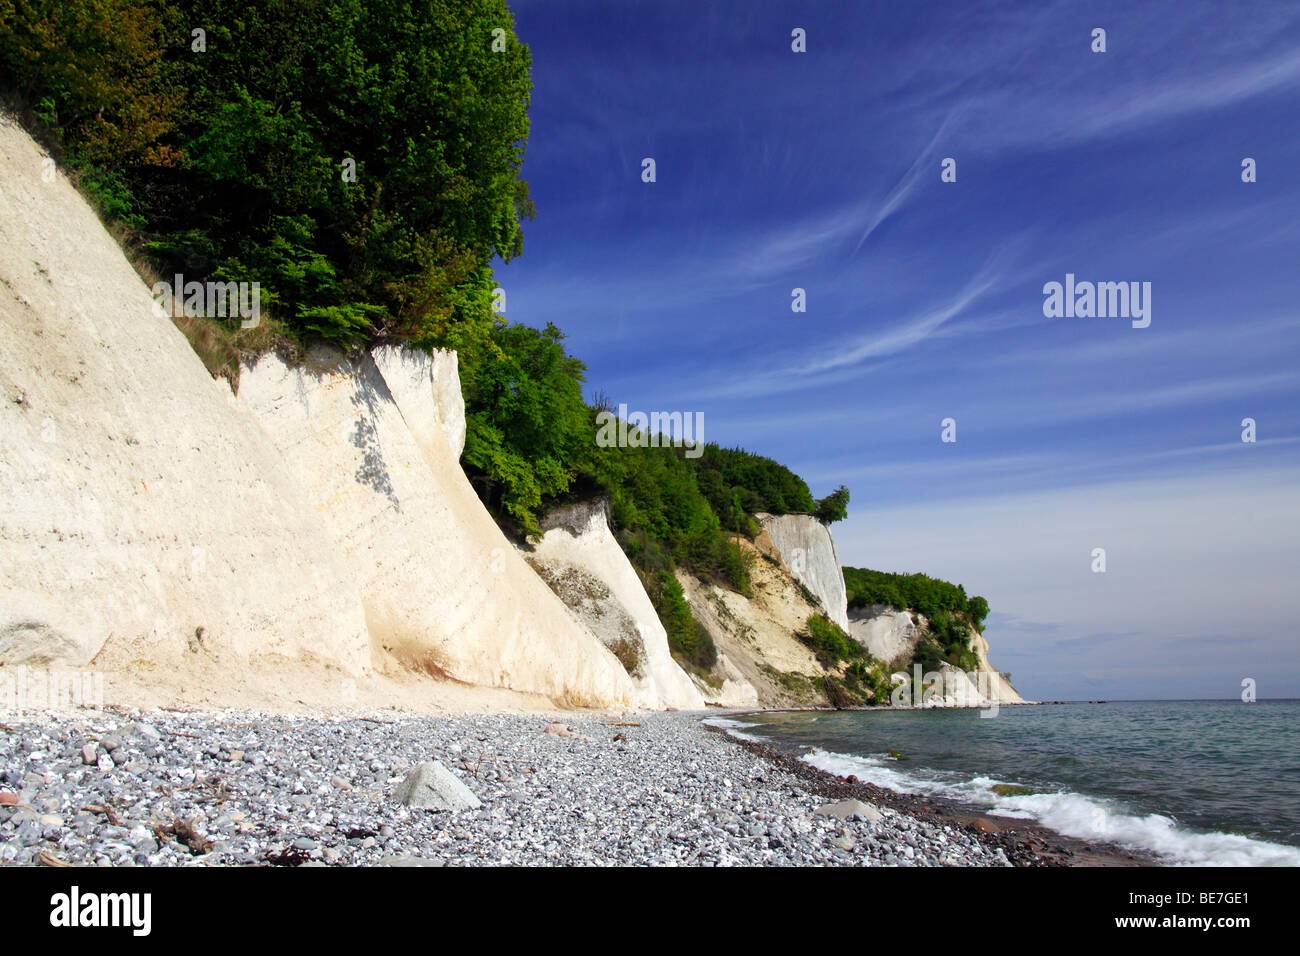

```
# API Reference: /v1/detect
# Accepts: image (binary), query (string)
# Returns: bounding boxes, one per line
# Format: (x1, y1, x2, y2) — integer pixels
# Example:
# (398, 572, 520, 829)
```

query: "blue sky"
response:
(497, 0, 1300, 700)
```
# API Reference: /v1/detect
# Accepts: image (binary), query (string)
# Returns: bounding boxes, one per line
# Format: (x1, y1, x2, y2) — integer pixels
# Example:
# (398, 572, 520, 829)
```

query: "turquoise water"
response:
(714, 700, 1300, 866)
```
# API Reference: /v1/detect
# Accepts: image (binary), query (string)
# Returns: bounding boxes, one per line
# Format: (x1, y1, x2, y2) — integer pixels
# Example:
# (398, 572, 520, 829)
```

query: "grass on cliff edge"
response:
(126, 249, 289, 392)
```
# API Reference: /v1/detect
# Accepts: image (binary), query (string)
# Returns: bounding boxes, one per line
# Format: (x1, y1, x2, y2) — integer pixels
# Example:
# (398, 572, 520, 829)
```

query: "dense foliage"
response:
(640, 571, 716, 672)
(2, 0, 533, 347)
(843, 567, 987, 674)
(459, 322, 590, 534)
(843, 566, 989, 630)
(693, 446, 815, 527)
(0, 0, 181, 175)
(927, 611, 980, 673)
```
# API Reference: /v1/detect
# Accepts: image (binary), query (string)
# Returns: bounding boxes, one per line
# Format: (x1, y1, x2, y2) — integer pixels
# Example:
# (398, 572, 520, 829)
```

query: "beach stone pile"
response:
(0, 710, 1011, 867)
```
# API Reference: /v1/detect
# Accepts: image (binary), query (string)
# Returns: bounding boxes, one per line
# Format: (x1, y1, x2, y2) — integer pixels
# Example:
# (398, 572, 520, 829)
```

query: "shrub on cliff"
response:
(843, 566, 989, 630)
(846, 659, 897, 704)
(911, 637, 946, 675)
(641, 570, 716, 672)
(800, 613, 863, 667)
(586, 429, 753, 594)
(820, 675, 863, 709)
(930, 610, 979, 672)
(694, 445, 816, 524)
(814, 485, 850, 524)
(460, 322, 590, 536)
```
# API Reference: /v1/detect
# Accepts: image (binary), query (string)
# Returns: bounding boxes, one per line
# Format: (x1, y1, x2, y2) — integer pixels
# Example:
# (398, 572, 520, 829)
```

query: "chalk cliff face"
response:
(0, 114, 370, 674)
(237, 348, 638, 707)
(0, 116, 636, 709)
(970, 629, 1023, 703)
(0, 117, 1026, 712)
(757, 513, 850, 629)
(846, 605, 918, 664)
(677, 537, 821, 708)
(521, 499, 704, 710)
(847, 605, 1025, 705)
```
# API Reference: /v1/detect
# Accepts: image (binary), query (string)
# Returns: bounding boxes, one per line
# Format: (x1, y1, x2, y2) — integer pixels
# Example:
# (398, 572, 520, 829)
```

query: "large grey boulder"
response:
(392, 760, 481, 812)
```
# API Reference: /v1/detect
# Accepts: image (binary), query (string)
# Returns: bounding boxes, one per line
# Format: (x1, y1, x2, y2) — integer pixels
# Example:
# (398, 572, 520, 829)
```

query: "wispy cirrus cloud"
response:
(882, 2, 1300, 155)
(694, 245, 1014, 399)
(853, 112, 959, 253)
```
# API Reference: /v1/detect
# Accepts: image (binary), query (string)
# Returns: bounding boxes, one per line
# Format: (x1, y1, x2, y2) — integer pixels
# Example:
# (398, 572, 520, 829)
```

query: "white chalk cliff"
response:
(847, 605, 1024, 705)
(846, 604, 918, 664)
(521, 500, 704, 710)
(757, 513, 850, 629)
(971, 628, 1023, 703)
(0, 116, 637, 708)
(237, 347, 639, 707)
(678, 536, 820, 708)
(0, 114, 371, 675)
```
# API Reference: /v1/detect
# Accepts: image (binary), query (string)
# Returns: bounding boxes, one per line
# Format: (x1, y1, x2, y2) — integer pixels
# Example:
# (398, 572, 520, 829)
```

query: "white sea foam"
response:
(702, 716, 769, 743)
(800, 747, 1300, 867)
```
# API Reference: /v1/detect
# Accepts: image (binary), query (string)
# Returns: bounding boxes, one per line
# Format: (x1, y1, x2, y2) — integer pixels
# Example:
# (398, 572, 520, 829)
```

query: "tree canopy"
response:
(843, 566, 989, 631)
(2, 0, 534, 347)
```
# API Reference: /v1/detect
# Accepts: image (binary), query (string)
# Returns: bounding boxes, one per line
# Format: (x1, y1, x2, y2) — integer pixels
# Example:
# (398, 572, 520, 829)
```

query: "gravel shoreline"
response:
(708, 724, 1155, 866)
(0, 707, 1030, 867)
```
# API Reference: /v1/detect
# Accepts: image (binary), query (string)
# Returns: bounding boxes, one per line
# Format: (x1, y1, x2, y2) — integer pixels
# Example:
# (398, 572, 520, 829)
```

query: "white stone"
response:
(392, 761, 481, 812)
(815, 799, 884, 822)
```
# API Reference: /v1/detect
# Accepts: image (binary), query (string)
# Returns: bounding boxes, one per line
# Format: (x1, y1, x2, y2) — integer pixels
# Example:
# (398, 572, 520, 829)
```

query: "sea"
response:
(709, 699, 1300, 866)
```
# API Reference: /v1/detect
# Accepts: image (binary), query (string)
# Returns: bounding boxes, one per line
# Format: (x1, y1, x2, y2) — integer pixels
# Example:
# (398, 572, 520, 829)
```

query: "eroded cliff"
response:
(517, 499, 704, 710)
(237, 347, 639, 708)
(757, 513, 850, 629)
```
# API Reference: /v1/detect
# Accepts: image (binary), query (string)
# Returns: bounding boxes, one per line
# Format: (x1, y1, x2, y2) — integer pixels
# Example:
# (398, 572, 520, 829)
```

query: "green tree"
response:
(815, 484, 850, 523)
(3, 0, 537, 348)
(0, 0, 181, 168)
(162, 0, 536, 345)
(460, 322, 590, 535)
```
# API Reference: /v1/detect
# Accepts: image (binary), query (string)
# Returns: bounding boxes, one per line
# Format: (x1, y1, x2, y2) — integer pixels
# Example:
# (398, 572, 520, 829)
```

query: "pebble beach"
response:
(0, 708, 1030, 867)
